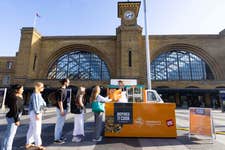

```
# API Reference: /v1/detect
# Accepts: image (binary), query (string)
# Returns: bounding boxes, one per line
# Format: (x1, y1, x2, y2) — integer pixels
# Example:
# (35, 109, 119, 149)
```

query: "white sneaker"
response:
(92, 136, 102, 142)
(72, 137, 76, 142)
(72, 137, 81, 143)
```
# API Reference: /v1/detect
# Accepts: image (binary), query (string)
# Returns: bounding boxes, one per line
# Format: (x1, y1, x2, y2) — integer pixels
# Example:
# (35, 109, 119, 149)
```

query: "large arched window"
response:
(47, 51, 110, 81)
(151, 50, 214, 81)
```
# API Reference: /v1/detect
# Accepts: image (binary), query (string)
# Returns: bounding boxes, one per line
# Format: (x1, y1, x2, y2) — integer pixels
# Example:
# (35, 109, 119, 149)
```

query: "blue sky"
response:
(0, 0, 225, 56)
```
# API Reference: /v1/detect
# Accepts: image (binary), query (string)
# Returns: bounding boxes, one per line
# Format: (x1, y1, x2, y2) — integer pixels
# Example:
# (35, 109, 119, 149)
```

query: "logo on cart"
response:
(145, 120, 161, 126)
(166, 119, 174, 127)
(114, 103, 133, 124)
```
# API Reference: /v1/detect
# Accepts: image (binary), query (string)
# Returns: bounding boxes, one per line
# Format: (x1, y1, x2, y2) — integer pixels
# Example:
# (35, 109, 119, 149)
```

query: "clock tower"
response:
(116, 1, 145, 82)
(118, 1, 140, 26)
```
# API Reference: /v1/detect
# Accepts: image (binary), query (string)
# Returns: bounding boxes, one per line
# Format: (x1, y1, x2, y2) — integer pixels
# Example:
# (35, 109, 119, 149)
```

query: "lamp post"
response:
(143, 0, 152, 89)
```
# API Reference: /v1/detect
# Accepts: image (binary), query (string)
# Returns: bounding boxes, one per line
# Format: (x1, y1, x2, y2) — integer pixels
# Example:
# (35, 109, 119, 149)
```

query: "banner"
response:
(0, 88, 7, 110)
(105, 103, 177, 137)
(110, 79, 137, 86)
(189, 107, 213, 137)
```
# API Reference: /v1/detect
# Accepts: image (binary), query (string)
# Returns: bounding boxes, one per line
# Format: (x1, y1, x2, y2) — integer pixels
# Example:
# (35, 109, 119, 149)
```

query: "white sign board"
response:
(110, 79, 137, 86)
(0, 88, 7, 110)
(66, 88, 72, 103)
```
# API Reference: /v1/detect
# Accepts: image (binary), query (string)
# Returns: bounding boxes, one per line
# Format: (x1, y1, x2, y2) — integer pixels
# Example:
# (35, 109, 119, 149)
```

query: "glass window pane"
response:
(48, 51, 110, 81)
(151, 50, 214, 81)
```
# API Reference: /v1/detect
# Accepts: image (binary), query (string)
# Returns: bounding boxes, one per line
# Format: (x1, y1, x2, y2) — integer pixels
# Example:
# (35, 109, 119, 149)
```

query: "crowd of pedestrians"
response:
(1, 78, 110, 150)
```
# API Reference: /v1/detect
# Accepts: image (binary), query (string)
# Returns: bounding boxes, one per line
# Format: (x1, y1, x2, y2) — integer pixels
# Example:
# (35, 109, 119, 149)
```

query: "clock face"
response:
(124, 10, 135, 20)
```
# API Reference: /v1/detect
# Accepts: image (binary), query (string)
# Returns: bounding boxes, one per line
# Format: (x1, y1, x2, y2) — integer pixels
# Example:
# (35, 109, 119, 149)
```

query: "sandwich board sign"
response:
(189, 107, 215, 142)
(0, 88, 7, 110)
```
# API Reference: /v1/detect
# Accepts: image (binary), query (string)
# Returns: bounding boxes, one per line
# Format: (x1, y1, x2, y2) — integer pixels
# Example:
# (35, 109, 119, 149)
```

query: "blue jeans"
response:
(54, 108, 67, 140)
(94, 112, 103, 139)
(1, 117, 18, 150)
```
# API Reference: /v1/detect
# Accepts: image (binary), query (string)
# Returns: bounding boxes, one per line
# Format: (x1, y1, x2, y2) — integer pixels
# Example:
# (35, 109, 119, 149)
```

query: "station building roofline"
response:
(42, 34, 220, 40)
(149, 34, 220, 39)
(42, 35, 116, 40)
(0, 56, 16, 59)
(21, 27, 224, 40)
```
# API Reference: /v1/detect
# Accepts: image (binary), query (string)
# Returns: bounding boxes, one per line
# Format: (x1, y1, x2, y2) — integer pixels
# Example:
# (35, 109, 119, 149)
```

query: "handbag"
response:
(92, 101, 104, 112)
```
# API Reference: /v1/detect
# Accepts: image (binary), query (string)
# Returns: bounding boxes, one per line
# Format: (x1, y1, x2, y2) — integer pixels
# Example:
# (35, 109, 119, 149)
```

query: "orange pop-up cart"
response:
(105, 85, 177, 138)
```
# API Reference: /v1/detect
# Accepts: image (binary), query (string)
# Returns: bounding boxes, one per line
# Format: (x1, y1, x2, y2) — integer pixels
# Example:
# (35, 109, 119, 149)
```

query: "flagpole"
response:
(144, 0, 152, 90)
(33, 13, 37, 28)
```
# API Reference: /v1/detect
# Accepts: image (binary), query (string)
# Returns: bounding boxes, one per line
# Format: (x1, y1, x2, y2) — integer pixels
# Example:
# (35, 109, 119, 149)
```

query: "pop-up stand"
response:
(104, 79, 177, 138)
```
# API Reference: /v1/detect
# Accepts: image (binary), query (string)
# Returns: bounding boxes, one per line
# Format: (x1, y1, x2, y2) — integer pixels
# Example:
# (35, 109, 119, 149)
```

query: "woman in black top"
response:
(1, 84, 24, 150)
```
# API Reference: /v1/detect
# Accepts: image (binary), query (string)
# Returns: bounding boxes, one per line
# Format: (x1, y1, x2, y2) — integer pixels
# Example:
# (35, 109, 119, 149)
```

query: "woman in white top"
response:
(90, 85, 110, 142)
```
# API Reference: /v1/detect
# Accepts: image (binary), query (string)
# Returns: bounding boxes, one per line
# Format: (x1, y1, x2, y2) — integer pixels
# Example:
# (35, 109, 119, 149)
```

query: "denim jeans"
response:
(1, 117, 18, 150)
(54, 108, 67, 140)
(94, 112, 103, 139)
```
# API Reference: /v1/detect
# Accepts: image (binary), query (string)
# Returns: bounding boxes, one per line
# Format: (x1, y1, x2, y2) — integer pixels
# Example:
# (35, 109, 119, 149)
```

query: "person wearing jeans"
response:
(54, 78, 70, 144)
(2, 118, 19, 150)
(26, 82, 46, 150)
(54, 108, 67, 140)
(1, 84, 24, 150)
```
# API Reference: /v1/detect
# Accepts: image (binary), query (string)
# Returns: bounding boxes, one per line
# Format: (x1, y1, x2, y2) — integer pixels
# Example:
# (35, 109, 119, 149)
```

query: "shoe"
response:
(54, 139, 65, 144)
(36, 145, 46, 150)
(72, 136, 81, 143)
(25, 144, 34, 149)
(60, 136, 67, 141)
(92, 136, 102, 142)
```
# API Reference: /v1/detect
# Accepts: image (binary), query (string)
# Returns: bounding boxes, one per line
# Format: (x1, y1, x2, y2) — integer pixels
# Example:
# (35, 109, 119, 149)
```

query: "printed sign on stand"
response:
(189, 107, 215, 141)
(66, 88, 72, 103)
(219, 90, 225, 112)
(0, 88, 7, 110)
(66, 88, 72, 112)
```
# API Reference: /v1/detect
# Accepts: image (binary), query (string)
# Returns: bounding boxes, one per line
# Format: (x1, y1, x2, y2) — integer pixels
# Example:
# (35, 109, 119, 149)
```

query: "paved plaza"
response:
(0, 108, 225, 150)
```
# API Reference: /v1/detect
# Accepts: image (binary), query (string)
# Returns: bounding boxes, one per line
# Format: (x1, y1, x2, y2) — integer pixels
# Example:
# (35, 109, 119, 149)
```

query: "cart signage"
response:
(105, 103, 177, 137)
(110, 79, 137, 86)
(114, 103, 133, 124)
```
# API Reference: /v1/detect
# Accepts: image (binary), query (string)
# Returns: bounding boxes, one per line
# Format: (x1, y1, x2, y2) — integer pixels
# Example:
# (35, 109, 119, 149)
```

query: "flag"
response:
(33, 12, 41, 27)
(36, 13, 41, 18)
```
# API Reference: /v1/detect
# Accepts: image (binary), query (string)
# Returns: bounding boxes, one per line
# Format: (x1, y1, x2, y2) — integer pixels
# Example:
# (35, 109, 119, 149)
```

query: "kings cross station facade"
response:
(1, 1, 225, 108)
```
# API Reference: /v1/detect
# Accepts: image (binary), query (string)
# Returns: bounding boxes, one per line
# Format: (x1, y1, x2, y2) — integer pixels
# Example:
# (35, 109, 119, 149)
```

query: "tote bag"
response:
(92, 101, 104, 112)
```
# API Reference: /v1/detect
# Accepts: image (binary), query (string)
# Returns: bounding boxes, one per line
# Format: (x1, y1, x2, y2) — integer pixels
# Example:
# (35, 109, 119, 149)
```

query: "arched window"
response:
(47, 51, 110, 81)
(151, 50, 214, 81)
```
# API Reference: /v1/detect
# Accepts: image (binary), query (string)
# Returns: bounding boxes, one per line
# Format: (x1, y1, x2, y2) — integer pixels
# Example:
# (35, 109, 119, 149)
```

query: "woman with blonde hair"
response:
(71, 86, 86, 143)
(26, 82, 46, 150)
(90, 85, 111, 142)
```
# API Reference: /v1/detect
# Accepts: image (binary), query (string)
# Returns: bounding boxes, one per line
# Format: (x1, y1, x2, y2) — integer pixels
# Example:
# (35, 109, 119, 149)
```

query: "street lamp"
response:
(143, 0, 152, 89)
